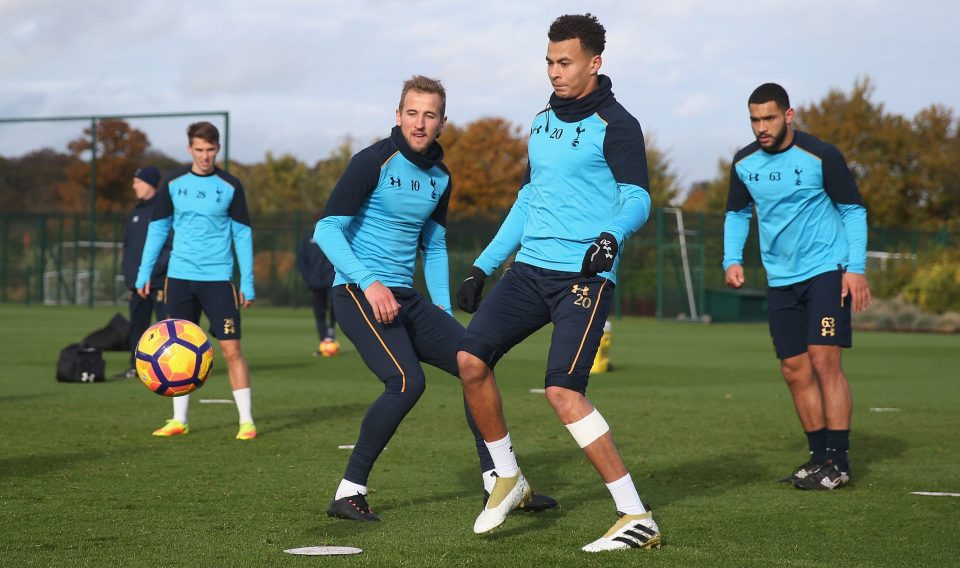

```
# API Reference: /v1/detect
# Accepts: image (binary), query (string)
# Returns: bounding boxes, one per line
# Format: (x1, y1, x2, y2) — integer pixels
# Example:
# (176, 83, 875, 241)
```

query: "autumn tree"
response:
(55, 120, 152, 213)
(644, 134, 682, 207)
(0, 149, 78, 213)
(909, 104, 960, 227)
(443, 118, 528, 220)
(682, 158, 732, 215)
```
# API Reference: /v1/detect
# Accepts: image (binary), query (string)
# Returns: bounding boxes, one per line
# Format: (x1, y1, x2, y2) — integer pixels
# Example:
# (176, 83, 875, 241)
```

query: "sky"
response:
(2, 0, 958, 187)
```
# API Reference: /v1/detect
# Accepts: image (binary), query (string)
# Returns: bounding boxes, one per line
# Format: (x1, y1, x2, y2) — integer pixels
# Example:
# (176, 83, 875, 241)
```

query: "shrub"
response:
(902, 250, 960, 314)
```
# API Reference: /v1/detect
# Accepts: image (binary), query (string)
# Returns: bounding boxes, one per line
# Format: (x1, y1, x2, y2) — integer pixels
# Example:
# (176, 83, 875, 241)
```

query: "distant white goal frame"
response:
(43, 240, 126, 305)
(663, 207, 708, 322)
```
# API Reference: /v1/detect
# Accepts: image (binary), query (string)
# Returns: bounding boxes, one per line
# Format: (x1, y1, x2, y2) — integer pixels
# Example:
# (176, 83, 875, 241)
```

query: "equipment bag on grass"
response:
(56, 343, 106, 383)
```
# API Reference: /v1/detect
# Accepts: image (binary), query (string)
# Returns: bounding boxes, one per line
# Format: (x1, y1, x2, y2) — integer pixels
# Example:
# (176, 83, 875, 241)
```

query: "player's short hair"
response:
(548, 13, 606, 56)
(749, 83, 791, 111)
(399, 75, 446, 117)
(187, 121, 220, 146)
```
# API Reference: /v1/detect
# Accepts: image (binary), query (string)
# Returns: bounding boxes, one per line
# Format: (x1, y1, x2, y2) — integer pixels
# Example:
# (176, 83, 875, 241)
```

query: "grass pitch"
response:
(1, 304, 957, 567)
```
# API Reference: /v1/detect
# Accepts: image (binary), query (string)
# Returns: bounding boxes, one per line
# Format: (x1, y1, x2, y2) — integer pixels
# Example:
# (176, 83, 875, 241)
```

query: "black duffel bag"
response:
(56, 343, 106, 383)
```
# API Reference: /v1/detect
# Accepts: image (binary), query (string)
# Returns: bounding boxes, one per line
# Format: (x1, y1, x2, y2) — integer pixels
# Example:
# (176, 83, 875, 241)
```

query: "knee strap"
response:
(565, 408, 609, 448)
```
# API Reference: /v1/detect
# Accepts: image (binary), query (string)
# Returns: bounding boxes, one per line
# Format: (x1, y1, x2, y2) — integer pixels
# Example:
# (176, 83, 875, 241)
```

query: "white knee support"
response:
(565, 409, 610, 448)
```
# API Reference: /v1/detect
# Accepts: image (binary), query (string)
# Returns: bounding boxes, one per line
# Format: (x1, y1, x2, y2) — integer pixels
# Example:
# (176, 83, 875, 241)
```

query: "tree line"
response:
(1, 77, 956, 231)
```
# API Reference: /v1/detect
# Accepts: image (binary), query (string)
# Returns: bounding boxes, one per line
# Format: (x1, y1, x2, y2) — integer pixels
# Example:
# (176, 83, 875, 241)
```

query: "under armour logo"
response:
(572, 284, 590, 295)
(748, 173, 760, 182)
(80, 372, 95, 383)
(178, 188, 188, 196)
(821, 316, 836, 337)
(389, 176, 402, 187)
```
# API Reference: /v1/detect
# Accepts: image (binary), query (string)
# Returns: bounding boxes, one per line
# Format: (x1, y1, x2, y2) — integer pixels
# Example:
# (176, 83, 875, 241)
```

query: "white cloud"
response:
(671, 92, 713, 118)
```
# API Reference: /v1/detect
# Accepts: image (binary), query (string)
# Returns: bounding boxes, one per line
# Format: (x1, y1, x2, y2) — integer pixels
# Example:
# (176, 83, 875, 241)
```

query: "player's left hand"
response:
(842, 272, 871, 312)
(239, 292, 254, 309)
(581, 232, 619, 276)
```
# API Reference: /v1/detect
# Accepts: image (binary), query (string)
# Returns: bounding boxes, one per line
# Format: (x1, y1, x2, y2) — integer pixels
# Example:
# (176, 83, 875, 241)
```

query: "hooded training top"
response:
(135, 165, 255, 300)
(723, 130, 867, 287)
(313, 126, 453, 312)
(472, 75, 651, 284)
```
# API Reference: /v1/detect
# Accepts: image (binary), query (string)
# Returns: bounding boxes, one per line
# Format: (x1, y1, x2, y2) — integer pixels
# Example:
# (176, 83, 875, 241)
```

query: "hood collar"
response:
(390, 125, 444, 170)
(548, 74, 617, 122)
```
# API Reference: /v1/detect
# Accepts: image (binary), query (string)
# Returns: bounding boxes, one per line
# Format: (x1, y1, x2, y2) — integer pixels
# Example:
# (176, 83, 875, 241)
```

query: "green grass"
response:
(1, 304, 958, 567)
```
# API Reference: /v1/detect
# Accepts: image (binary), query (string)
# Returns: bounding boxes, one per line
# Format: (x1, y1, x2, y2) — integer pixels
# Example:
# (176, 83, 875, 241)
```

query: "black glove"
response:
(456, 266, 487, 313)
(581, 232, 619, 276)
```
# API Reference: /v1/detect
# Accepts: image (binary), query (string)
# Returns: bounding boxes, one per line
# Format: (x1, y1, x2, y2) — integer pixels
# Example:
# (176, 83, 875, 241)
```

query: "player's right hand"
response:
(137, 282, 151, 299)
(456, 266, 487, 314)
(364, 281, 400, 324)
(725, 264, 745, 289)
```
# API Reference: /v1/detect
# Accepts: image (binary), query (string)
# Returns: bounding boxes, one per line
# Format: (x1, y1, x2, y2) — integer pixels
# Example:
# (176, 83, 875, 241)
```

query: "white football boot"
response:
(473, 470, 530, 534)
(582, 511, 662, 552)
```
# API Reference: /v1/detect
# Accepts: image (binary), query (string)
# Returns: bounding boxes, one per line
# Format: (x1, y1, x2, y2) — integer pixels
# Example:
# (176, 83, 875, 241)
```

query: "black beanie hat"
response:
(134, 166, 161, 188)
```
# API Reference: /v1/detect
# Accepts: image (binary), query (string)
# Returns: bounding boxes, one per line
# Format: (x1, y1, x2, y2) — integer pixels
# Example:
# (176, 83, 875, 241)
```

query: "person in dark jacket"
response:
(118, 166, 171, 377)
(298, 216, 337, 354)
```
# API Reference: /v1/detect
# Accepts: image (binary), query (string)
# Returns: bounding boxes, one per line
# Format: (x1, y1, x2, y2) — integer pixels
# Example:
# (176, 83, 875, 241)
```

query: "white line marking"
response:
(911, 491, 960, 497)
(529, 388, 545, 394)
(869, 407, 900, 412)
(199, 399, 234, 404)
(284, 546, 362, 556)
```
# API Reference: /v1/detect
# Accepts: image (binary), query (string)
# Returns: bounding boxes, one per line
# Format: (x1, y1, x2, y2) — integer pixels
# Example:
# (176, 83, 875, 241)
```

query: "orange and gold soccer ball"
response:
(135, 319, 214, 397)
(319, 339, 341, 357)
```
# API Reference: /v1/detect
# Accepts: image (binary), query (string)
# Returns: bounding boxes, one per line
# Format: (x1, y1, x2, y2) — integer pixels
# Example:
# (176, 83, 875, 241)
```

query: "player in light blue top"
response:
(315, 76, 557, 523)
(724, 83, 872, 491)
(456, 14, 660, 552)
(136, 121, 257, 441)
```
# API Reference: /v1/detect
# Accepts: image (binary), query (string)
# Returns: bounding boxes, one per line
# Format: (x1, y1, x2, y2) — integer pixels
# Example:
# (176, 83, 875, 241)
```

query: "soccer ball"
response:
(319, 339, 341, 357)
(136, 319, 214, 397)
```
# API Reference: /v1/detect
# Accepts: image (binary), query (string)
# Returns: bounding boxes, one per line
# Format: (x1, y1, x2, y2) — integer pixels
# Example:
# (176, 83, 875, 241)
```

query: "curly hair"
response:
(547, 13, 606, 56)
(749, 83, 791, 111)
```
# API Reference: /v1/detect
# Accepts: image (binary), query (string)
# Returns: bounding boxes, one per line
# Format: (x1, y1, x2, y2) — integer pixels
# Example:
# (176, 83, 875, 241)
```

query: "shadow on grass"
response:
(213, 402, 370, 437)
(848, 431, 909, 482)
(0, 448, 146, 481)
(248, 359, 317, 373)
(0, 392, 54, 405)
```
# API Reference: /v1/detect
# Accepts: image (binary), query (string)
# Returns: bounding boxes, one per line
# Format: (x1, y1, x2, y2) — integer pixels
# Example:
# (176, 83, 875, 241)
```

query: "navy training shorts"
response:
(164, 277, 242, 340)
(459, 262, 614, 394)
(767, 269, 852, 359)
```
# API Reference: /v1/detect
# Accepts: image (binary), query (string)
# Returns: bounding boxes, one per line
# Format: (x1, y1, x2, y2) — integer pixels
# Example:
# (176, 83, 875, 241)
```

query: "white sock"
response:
(606, 473, 646, 515)
(335, 479, 368, 500)
(484, 434, 519, 478)
(232, 387, 253, 424)
(172, 394, 190, 424)
(482, 469, 497, 493)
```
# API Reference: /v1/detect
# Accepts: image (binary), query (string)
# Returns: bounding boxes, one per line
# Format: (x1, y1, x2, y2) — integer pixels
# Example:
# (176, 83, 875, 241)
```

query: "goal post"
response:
(656, 208, 708, 322)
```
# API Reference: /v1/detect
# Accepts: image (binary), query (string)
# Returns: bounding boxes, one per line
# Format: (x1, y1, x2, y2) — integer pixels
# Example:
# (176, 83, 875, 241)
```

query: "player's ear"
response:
(784, 107, 795, 126)
(396, 108, 402, 127)
(590, 54, 602, 75)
